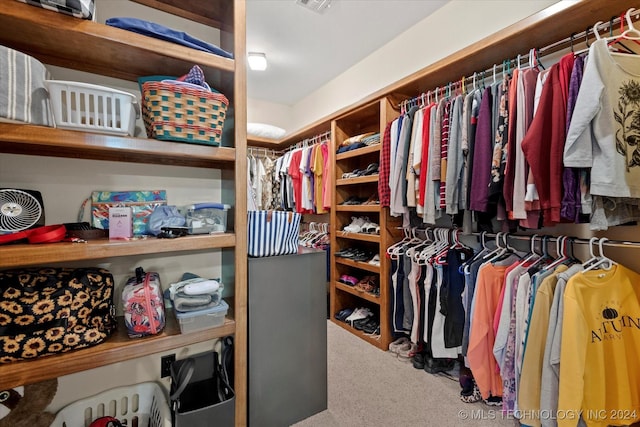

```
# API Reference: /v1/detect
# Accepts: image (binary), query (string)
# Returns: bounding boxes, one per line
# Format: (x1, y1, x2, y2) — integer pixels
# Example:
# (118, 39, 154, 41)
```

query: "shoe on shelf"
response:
(355, 275, 379, 293)
(345, 307, 372, 324)
(362, 319, 380, 334)
(338, 274, 359, 287)
(335, 247, 357, 258)
(340, 196, 360, 205)
(362, 221, 379, 234)
(363, 192, 379, 205)
(343, 216, 368, 233)
(362, 162, 379, 176)
(352, 251, 374, 262)
(353, 316, 377, 331)
(334, 307, 354, 322)
(368, 254, 381, 266)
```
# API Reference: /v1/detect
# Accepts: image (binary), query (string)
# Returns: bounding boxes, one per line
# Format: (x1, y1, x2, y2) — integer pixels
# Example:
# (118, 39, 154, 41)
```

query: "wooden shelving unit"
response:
(0, 1, 247, 424)
(329, 98, 401, 351)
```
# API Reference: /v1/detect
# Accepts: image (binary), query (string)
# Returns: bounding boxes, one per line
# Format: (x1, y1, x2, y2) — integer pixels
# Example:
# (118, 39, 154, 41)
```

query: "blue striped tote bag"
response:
(247, 210, 301, 257)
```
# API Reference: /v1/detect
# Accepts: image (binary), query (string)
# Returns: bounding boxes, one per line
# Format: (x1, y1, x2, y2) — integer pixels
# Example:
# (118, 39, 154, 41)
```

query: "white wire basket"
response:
(44, 80, 139, 136)
(50, 381, 171, 427)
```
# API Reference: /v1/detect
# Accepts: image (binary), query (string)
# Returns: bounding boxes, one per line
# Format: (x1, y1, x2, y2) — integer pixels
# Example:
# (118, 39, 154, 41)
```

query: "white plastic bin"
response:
(50, 381, 171, 427)
(44, 80, 138, 136)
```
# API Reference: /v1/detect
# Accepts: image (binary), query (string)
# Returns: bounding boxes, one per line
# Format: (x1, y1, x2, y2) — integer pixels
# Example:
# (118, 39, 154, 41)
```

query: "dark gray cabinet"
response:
(248, 248, 328, 426)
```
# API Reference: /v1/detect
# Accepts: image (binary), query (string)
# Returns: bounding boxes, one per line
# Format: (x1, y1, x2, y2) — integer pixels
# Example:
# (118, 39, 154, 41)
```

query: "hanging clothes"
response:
(565, 39, 640, 230)
(557, 264, 640, 427)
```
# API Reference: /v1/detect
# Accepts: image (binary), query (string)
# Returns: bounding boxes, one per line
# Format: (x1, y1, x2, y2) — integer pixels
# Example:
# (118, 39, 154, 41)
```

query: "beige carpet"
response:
(292, 320, 518, 427)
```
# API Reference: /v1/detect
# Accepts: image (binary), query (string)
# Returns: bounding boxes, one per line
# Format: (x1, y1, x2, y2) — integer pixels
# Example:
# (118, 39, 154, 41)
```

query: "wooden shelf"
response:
(0, 0, 234, 86)
(336, 175, 379, 186)
(335, 257, 380, 273)
(0, 124, 237, 168)
(247, 135, 282, 149)
(130, 0, 234, 32)
(0, 311, 236, 390)
(336, 205, 381, 212)
(335, 282, 380, 304)
(336, 144, 380, 160)
(0, 234, 236, 268)
(336, 231, 380, 243)
(330, 318, 384, 350)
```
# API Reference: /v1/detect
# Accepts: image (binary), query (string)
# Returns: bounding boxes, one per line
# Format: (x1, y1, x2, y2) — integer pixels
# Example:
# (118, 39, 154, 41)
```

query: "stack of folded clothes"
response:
(336, 132, 380, 154)
(168, 273, 223, 312)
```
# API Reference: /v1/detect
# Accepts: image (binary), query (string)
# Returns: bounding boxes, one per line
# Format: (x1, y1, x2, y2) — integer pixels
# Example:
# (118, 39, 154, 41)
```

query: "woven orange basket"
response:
(141, 80, 229, 146)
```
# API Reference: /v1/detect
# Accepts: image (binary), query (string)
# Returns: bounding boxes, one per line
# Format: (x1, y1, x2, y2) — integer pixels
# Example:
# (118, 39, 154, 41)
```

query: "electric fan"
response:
(0, 189, 45, 233)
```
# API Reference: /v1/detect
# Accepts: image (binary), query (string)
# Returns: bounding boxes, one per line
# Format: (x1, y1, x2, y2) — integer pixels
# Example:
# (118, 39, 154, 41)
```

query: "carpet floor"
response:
(292, 320, 518, 427)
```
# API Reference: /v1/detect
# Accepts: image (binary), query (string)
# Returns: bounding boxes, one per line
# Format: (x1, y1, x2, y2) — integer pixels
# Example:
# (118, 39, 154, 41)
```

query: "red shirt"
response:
(521, 54, 574, 226)
(288, 150, 305, 213)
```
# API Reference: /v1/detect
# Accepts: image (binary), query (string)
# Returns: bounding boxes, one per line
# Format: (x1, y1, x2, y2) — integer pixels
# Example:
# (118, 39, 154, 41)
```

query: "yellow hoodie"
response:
(558, 264, 640, 427)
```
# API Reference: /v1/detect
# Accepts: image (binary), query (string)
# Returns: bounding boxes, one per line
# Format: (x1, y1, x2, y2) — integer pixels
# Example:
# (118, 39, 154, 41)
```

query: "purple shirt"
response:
(469, 86, 494, 212)
(561, 55, 585, 223)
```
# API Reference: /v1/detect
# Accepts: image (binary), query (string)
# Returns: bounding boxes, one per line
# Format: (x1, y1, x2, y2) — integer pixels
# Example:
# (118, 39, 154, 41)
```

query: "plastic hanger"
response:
(573, 26, 592, 57)
(605, 9, 640, 50)
(519, 234, 541, 266)
(583, 237, 615, 272)
(544, 235, 570, 271)
(594, 18, 636, 54)
(387, 228, 411, 259)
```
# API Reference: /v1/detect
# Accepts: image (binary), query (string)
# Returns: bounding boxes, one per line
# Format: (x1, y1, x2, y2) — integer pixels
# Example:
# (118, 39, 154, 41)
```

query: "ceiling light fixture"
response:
(248, 52, 267, 71)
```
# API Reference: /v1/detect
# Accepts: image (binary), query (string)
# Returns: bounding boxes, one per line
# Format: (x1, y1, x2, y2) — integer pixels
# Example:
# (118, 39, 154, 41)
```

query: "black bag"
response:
(170, 339, 235, 427)
(0, 267, 116, 363)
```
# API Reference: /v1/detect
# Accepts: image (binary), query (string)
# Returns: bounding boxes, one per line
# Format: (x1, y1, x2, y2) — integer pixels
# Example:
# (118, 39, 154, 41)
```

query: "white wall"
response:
(247, 97, 294, 132)
(249, 0, 560, 134)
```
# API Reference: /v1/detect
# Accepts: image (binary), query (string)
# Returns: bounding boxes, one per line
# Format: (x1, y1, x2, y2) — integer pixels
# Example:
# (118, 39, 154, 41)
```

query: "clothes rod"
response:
(471, 232, 640, 250)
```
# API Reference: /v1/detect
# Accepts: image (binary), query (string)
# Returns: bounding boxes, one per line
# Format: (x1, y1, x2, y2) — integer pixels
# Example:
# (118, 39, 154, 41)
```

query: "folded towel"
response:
(173, 293, 221, 312)
(105, 17, 233, 59)
(170, 276, 223, 312)
(0, 46, 54, 126)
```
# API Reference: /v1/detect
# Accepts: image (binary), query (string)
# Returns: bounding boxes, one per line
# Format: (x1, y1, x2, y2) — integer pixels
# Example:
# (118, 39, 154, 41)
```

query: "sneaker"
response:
(388, 336, 410, 353)
(368, 254, 381, 266)
(345, 307, 372, 324)
(397, 342, 418, 362)
(343, 217, 367, 233)
(334, 307, 354, 322)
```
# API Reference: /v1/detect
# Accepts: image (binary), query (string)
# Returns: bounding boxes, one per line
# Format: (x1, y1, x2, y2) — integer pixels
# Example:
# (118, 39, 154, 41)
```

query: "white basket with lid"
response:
(44, 80, 139, 136)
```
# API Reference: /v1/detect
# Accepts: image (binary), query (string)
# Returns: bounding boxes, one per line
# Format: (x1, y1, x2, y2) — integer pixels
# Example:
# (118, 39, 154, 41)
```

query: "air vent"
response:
(296, 0, 332, 14)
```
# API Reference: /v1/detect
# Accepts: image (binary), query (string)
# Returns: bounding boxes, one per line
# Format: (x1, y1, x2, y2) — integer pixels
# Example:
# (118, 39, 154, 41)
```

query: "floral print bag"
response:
(0, 267, 116, 363)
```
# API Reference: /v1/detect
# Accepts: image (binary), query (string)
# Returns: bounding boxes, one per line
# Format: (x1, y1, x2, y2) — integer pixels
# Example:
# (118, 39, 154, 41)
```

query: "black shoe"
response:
(363, 319, 379, 334)
(424, 357, 455, 374)
(412, 352, 426, 370)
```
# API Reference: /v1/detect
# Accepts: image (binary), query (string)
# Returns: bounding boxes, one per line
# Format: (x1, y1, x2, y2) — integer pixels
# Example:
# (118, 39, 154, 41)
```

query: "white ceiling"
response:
(246, 0, 449, 106)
